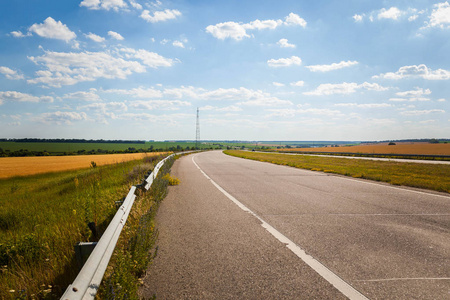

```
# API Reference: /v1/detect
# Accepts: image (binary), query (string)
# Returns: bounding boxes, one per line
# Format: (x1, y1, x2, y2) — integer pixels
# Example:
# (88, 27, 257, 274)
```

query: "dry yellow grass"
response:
(284, 143, 450, 156)
(0, 152, 168, 179)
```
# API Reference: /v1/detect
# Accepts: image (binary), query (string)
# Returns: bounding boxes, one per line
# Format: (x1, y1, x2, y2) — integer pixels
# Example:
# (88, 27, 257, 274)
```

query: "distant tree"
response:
(388, 142, 396, 146)
(429, 138, 439, 144)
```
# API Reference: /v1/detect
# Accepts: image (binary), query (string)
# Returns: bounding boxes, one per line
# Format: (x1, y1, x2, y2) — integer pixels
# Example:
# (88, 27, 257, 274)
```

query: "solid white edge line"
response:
(192, 154, 369, 300)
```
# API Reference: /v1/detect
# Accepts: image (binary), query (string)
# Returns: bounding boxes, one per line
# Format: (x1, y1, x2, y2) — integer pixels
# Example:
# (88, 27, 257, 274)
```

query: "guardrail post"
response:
(74, 242, 97, 270)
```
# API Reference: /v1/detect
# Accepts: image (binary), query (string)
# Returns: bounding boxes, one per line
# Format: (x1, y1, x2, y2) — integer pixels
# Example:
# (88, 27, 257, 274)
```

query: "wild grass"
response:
(224, 150, 450, 193)
(0, 154, 168, 299)
(98, 156, 176, 299)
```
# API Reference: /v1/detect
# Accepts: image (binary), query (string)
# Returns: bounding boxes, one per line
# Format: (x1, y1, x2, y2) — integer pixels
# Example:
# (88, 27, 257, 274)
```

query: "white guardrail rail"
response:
(61, 153, 181, 300)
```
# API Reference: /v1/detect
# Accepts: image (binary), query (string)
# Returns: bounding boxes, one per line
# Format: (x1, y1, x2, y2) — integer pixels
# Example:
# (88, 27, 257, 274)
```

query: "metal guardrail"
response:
(61, 153, 180, 300)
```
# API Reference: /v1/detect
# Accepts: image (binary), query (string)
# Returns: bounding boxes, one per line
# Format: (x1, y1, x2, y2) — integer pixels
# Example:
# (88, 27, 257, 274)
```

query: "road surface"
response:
(140, 151, 450, 299)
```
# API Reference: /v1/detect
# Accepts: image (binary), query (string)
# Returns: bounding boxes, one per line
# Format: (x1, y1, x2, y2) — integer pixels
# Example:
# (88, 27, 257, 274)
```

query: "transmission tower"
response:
(195, 107, 200, 149)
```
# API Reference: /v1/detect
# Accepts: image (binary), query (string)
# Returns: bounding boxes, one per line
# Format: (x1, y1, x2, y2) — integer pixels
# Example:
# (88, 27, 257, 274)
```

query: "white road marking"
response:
(356, 278, 450, 282)
(192, 155, 369, 300)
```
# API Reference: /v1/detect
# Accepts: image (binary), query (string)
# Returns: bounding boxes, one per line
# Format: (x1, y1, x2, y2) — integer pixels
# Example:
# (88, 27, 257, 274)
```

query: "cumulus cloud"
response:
(277, 38, 296, 48)
(0, 67, 24, 80)
(306, 60, 358, 72)
(290, 80, 305, 87)
(334, 102, 392, 108)
(28, 17, 77, 42)
(400, 109, 445, 116)
(0, 91, 53, 105)
(140, 9, 181, 23)
(373, 64, 450, 80)
(63, 89, 101, 101)
(10, 30, 32, 38)
(79, 102, 128, 111)
(206, 12, 306, 40)
(172, 40, 185, 48)
(272, 82, 285, 87)
(108, 31, 124, 40)
(267, 56, 301, 68)
(27, 49, 147, 87)
(37, 111, 87, 125)
(85, 32, 105, 42)
(129, 0, 142, 10)
(80, 0, 128, 11)
(426, 1, 450, 29)
(303, 82, 388, 96)
(120, 47, 177, 68)
(378, 7, 404, 20)
(396, 87, 431, 97)
(353, 14, 364, 22)
(129, 99, 191, 110)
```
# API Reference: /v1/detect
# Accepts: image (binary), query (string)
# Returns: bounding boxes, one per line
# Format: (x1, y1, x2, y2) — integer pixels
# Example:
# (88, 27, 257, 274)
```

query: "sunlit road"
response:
(141, 151, 450, 299)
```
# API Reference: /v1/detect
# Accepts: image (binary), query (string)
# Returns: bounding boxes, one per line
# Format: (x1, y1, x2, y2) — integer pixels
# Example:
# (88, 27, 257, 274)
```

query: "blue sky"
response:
(0, 0, 449, 141)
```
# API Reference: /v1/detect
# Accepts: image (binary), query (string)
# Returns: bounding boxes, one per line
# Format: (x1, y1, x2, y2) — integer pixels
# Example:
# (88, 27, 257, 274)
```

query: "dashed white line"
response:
(192, 154, 369, 300)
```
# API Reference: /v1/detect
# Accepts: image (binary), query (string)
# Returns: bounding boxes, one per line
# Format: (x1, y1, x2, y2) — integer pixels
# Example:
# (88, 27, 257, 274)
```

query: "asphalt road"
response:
(140, 151, 450, 299)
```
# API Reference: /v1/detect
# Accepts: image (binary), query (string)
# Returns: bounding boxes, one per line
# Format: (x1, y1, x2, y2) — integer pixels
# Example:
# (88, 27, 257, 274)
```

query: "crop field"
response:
(0, 152, 167, 179)
(224, 150, 450, 193)
(280, 143, 450, 156)
(0, 153, 174, 298)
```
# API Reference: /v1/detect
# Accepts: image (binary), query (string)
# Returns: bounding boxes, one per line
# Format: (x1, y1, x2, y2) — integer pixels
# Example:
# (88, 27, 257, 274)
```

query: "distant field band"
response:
(282, 143, 450, 156)
(0, 152, 167, 179)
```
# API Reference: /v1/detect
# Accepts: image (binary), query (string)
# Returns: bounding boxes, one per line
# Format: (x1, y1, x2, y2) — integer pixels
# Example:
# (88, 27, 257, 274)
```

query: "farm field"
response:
(280, 143, 450, 156)
(225, 150, 450, 193)
(0, 153, 172, 298)
(0, 152, 166, 179)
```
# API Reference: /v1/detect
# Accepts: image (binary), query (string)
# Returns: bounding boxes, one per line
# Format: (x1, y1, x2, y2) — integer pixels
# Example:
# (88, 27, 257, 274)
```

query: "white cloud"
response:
(206, 13, 306, 41)
(437, 98, 446, 102)
(108, 31, 124, 40)
(205, 21, 250, 40)
(0, 91, 54, 104)
(353, 14, 364, 22)
(297, 108, 342, 116)
(239, 97, 292, 107)
(304, 82, 388, 96)
(80, 0, 128, 11)
(0, 67, 24, 80)
(285, 12, 307, 27)
(277, 38, 296, 48)
(140, 9, 181, 23)
(128, 0, 142, 10)
(28, 49, 147, 87)
(29, 17, 77, 42)
(400, 109, 445, 116)
(378, 7, 404, 20)
(396, 87, 431, 97)
(290, 80, 305, 87)
(104, 87, 163, 98)
(306, 60, 358, 72)
(121, 47, 177, 68)
(79, 102, 127, 111)
(37, 111, 87, 125)
(373, 64, 450, 80)
(334, 102, 392, 108)
(267, 56, 301, 68)
(129, 99, 191, 110)
(272, 82, 285, 87)
(85, 32, 105, 43)
(427, 2, 450, 29)
(63, 89, 101, 101)
(10, 31, 32, 38)
(173, 40, 185, 48)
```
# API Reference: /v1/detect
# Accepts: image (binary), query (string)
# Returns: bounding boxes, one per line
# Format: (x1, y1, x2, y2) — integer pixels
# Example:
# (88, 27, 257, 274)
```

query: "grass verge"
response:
(97, 155, 178, 299)
(224, 150, 450, 193)
(0, 154, 168, 299)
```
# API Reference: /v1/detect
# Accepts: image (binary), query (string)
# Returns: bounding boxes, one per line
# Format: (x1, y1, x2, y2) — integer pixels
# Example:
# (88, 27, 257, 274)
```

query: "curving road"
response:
(140, 151, 450, 299)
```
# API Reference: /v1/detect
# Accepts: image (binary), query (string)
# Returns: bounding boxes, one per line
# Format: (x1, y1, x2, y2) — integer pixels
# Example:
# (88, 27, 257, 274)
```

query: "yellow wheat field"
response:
(0, 152, 168, 179)
(283, 143, 450, 156)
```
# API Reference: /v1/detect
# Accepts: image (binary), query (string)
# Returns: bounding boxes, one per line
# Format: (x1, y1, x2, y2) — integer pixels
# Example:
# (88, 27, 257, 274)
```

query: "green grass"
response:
(224, 150, 450, 193)
(0, 154, 168, 299)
